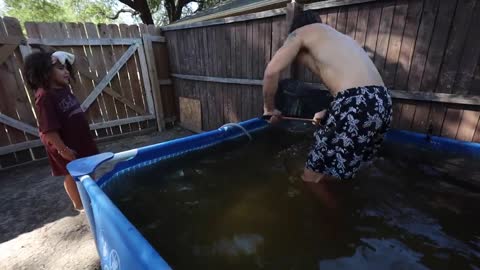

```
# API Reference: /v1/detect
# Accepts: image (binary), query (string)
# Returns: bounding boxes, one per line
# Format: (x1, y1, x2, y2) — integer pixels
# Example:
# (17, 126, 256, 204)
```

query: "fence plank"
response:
(27, 37, 140, 46)
(119, 24, 141, 131)
(216, 26, 225, 126)
(143, 35, 166, 130)
(407, 0, 441, 135)
(411, 103, 431, 133)
(305, 0, 377, 10)
(435, 0, 476, 143)
(228, 24, 239, 123)
(103, 88, 145, 114)
(0, 44, 17, 65)
(398, 102, 416, 130)
(326, 8, 338, 29)
(470, 63, 480, 96)
(222, 25, 234, 123)
(152, 26, 173, 121)
(4, 17, 37, 132)
(354, 5, 369, 48)
(128, 25, 149, 116)
(345, 5, 358, 38)
(136, 24, 153, 130)
(441, 108, 463, 138)
(364, 2, 383, 61)
(391, 102, 403, 127)
(436, 0, 476, 94)
(383, 0, 407, 87)
(89, 115, 155, 130)
(251, 21, 261, 117)
(407, 0, 440, 92)
(452, 2, 480, 94)
(456, 110, 480, 141)
(137, 40, 155, 115)
(0, 113, 38, 136)
(375, 1, 395, 74)
(420, 1, 457, 135)
(337, 7, 348, 34)
(420, 0, 458, 92)
(244, 21, 254, 120)
(234, 23, 243, 122)
(0, 17, 32, 164)
(394, 0, 424, 90)
(109, 24, 134, 132)
(81, 43, 138, 111)
(162, 8, 286, 31)
(0, 18, 17, 166)
(84, 23, 111, 136)
(64, 23, 98, 125)
(199, 28, 210, 128)
(206, 27, 216, 129)
(473, 117, 480, 142)
(428, 103, 447, 135)
(98, 24, 124, 135)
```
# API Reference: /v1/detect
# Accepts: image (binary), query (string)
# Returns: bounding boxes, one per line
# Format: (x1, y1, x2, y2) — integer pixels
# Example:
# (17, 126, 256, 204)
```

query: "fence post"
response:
(285, 1, 304, 79)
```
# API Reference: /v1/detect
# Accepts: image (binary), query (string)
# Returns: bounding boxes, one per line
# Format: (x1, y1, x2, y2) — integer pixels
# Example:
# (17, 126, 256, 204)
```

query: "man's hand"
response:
(263, 109, 283, 124)
(312, 110, 327, 125)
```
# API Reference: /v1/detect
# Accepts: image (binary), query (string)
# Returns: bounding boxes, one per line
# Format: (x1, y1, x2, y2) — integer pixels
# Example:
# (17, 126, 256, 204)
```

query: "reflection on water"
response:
(319, 238, 428, 270)
(110, 126, 480, 270)
(194, 234, 264, 256)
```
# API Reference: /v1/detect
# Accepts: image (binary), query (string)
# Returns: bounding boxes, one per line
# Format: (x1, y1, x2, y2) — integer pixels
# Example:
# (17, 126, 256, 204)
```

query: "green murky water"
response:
(110, 125, 480, 270)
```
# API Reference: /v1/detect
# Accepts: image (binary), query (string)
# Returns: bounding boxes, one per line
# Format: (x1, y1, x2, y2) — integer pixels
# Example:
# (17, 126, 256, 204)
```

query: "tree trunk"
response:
(118, 0, 154, 24)
(165, 0, 185, 23)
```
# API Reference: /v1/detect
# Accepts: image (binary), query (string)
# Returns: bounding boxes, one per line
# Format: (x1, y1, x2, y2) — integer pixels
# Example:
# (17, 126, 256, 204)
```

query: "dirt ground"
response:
(0, 127, 193, 270)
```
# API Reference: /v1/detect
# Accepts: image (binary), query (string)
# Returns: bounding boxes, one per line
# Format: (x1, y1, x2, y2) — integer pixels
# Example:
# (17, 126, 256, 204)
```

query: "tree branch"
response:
(108, 8, 140, 20)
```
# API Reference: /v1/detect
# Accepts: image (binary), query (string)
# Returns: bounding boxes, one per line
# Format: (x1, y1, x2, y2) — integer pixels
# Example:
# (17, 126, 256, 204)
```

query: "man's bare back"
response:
(296, 23, 384, 96)
(262, 13, 392, 185)
(262, 22, 384, 113)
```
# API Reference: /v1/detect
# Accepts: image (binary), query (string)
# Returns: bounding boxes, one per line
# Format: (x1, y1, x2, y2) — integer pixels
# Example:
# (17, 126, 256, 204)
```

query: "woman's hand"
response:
(58, 146, 76, 161)
(312, 110, 327, 126)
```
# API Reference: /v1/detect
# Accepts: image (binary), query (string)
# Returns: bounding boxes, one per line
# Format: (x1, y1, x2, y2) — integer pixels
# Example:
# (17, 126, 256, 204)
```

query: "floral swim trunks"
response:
(306, 85, 393, 180)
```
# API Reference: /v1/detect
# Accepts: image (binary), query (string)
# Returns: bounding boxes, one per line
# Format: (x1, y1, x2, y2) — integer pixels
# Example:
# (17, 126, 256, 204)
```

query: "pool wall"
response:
(67, 118, 480, 270)
(67, 119, 269, 270)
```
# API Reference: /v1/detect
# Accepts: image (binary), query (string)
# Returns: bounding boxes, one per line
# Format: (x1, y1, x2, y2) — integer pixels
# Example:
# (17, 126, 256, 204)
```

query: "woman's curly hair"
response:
(23, 51, 75, 91)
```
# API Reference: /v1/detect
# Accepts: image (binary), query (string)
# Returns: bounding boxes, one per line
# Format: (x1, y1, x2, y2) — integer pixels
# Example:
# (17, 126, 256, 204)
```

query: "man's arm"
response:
(263, 30, 303, 114)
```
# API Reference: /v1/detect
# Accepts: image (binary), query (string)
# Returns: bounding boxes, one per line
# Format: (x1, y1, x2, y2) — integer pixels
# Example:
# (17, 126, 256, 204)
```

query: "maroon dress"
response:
(35, 87, 99, 176)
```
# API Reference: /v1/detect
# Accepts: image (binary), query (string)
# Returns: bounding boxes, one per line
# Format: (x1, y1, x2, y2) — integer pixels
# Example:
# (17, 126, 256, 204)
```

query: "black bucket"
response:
(275, 79, 333, 119)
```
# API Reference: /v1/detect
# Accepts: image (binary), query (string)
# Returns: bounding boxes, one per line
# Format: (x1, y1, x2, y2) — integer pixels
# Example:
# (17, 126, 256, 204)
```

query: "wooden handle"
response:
(281, 117, 313, 122)
(262, 115, 313, 123)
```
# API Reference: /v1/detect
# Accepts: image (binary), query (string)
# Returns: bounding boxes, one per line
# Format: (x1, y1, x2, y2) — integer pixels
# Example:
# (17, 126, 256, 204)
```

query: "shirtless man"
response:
(263, 11, 392, 183)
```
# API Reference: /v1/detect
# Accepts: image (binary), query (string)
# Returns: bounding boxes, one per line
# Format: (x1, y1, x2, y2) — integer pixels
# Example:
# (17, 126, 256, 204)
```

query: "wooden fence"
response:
(0, 17, 174, 169)
(163, 0, 480, 143)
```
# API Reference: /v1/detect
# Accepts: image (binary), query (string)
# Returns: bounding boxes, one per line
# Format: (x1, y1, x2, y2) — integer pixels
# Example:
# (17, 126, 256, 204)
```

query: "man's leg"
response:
(64, 174, 83, 210)
(302, 167, 331, 183)
(302, 168, 338, 209)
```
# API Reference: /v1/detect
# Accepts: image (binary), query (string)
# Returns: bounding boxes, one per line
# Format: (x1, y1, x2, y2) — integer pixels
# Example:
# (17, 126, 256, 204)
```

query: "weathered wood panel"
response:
(165, 0, 480, 143)
(1, 19, 168, 168)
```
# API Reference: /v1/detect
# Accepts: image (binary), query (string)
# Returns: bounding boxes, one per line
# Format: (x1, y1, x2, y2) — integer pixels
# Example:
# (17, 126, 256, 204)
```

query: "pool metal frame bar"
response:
(67, 118, 480, 270)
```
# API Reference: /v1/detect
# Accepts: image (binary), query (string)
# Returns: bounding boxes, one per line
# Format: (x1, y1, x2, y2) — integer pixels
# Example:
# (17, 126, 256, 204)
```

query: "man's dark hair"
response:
(23, 51, 75, 91)
(290, 10, 322, 33)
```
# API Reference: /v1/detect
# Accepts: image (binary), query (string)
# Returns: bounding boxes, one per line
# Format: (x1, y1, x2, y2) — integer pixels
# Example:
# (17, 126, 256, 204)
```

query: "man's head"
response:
(290, 10, 322, 33)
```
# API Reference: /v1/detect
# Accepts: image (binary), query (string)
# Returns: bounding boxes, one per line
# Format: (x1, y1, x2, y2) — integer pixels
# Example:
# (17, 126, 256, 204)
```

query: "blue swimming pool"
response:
(67, 118, 480, 270)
